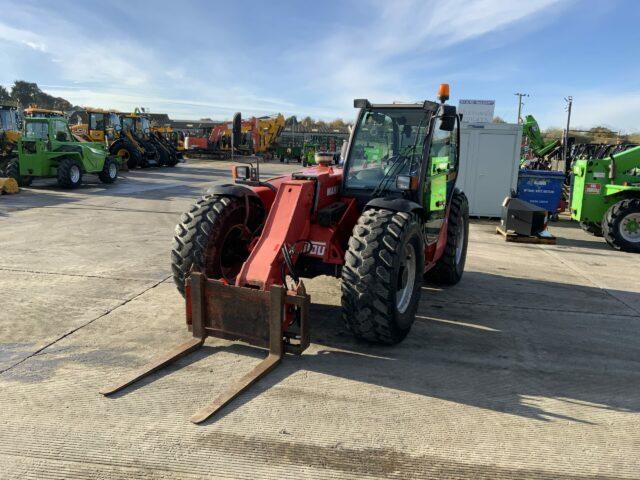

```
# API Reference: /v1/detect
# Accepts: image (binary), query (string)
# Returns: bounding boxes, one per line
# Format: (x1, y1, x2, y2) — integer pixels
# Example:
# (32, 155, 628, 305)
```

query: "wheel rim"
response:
(620, 212, 640, 243)
(117, 149, 130, 160)
(455, 218, 465, 264)
(396, 242, 416, 314)
(217, 224, 250, 281)
(70, 165, 80, 183)
(108, 162, 117, 178)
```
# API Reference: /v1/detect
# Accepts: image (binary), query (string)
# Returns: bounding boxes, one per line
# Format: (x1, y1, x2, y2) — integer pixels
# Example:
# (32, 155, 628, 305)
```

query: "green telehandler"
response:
(7, 116, 119, 188)
(571, 145, 640, 252)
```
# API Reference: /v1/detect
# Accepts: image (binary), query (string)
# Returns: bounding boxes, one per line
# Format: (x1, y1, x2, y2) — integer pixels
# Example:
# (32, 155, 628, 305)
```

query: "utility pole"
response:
(562, 96, 573, 173)
(514, 92, 529, 124)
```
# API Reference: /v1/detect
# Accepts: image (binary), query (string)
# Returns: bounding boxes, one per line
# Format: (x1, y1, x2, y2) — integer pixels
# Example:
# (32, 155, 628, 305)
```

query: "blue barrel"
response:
(517, 169, 565, 212)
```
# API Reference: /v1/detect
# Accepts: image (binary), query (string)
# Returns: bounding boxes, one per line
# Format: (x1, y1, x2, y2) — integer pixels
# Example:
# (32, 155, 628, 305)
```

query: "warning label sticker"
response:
(585, 183, 602, 194)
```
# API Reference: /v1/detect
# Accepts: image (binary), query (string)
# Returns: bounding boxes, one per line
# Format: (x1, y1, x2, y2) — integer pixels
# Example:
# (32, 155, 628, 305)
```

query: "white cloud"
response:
(288, 0, 566, 118)
(0, 15, 149, 87)
(0, 0, 574, 122)
(0, 23, 47, 52)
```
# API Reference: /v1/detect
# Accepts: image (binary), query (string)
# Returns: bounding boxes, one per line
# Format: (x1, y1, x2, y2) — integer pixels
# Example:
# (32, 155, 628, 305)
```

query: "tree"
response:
(627, 133, 640, 144)
(285, 115, 298, 127)
(588, 126, 619, 144)
(10, 80, 40, 107)
(0, 85, 11, 103)
(301, 116, 313, 128)
(492, 116, 506, 124)
(329, 118, 346, 128)
(542, 127, 563, 143)
(10, 80, 72, 111)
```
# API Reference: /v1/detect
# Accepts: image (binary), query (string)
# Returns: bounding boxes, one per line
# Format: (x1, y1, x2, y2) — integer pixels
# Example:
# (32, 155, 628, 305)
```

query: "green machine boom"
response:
(571, 145, 640, 252)
(523, 114, 559, 158)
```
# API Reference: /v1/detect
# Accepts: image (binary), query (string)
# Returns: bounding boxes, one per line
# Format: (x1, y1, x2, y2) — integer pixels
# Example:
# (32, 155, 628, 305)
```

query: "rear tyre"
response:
(57, 158, 83, 189)
(426, 190, 469, 285)
(171, 195, 264, 296)
(580, 221, 603, 237)
(5, 158, 32, 187)
(98, 156, 118, 184)
(602, 198, 640, 253)
(341, 209, 424, 345)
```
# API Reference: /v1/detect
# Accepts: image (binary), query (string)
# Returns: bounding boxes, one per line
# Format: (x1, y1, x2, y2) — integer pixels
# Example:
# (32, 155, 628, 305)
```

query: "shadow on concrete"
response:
(88, 270, 640, 426)
(554, 236, 610, 251)
(191, 271, 640, 425)
(9, 270, 639, 426)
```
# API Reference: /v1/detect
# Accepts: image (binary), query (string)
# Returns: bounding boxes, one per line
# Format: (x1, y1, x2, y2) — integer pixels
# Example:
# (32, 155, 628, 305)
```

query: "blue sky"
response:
(0, 0, 638, 131)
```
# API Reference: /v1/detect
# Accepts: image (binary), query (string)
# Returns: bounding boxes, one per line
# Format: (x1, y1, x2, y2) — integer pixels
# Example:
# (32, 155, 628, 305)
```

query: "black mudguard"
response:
(205, 183, 261, 200)
(364, 197, 423, 215)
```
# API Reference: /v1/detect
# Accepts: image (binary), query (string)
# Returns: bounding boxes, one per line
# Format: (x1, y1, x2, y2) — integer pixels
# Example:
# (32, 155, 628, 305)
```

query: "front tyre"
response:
(57, 158, 83, 189)
(171, 195, 264, 296)
(98, 156, 118, 184)
(111, 142, 140, 170)
(426, 190, 469, 285)
(341, 209, 424, 345)
(602, 198, 640, 253)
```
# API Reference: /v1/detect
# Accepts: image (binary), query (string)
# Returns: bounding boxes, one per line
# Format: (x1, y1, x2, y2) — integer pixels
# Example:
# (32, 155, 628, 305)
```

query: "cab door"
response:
(423, 117, 457, 244)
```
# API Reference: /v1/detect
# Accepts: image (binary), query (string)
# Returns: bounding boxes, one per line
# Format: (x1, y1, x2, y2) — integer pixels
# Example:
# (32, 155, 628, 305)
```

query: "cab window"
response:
(52, 120, 70, 141)
(90, 113, 105, 130)
(429, 118, 456, 171)
(25, 121, 49, 140)
(122, 117, 134, 131)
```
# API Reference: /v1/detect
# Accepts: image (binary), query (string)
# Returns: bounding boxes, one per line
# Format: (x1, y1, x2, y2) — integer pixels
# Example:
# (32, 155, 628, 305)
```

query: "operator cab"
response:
(342, 86, 460, 243)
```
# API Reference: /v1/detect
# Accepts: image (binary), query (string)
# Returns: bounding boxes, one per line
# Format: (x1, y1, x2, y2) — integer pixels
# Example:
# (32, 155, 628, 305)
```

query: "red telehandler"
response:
(101, 85, 469, 423)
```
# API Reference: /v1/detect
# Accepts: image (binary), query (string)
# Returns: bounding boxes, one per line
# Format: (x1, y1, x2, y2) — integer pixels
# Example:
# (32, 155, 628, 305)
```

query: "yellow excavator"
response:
(254, 114, 285, 158)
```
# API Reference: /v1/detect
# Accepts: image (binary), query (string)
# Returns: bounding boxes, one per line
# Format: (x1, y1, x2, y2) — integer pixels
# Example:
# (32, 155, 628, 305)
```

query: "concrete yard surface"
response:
(1, 160, 639, 479)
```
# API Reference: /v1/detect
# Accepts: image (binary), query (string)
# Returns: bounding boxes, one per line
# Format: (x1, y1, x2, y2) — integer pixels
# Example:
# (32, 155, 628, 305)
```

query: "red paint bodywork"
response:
(237, 163, 449, 290)
(186, 163, 450, 328)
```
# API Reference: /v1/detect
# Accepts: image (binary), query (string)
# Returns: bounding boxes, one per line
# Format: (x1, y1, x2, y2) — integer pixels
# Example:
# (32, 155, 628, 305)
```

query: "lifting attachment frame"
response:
(100, 272, 310, 423)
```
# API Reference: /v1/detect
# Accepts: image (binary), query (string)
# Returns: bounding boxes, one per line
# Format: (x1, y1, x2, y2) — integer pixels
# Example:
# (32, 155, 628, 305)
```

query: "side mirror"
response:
(353, 99, 370, 109)
(438, 105, 457, 131)
(233, 165, 258, 182)
(396, 174, 418, 191)
(233, 165, 250, 180)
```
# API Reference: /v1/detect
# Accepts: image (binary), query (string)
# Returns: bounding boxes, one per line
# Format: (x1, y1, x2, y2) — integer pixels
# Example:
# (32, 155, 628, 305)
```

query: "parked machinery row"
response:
(71, 108, 183, 169)
(0, 104, 184, 189)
